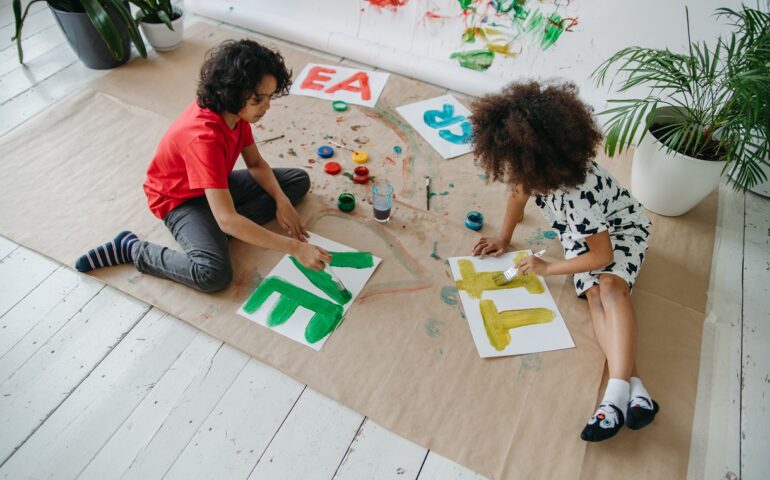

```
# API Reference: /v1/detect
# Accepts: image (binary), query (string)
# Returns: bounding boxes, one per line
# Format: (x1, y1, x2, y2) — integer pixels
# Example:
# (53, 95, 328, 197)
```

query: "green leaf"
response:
(81, 0, 124, 60)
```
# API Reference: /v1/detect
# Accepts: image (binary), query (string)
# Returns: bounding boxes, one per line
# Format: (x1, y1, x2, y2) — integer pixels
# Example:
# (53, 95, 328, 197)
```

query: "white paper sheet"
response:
(448, 251, 575, 358)
(395, 94, 473, 159)
(289, 63, 390, 108)
(238, 233, 382, 350)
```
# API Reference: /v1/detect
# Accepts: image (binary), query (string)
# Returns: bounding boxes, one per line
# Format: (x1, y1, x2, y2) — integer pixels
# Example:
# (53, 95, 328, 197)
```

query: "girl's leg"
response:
(596, 274, 637, 380)
(580, 279, 634, 442)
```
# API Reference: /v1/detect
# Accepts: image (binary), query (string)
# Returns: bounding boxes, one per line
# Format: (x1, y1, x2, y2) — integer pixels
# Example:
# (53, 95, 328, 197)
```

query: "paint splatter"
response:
(287, 148, 297, 157)
(430, 241, 441, 260)
(434, 1, 579, 71)
(440, 285, 459, 306)
(365, 0, 409, 10)
(354, 136, 370, 144)
(526, 228, 558, 245)
(477, 173, 488, 180)
(517, 352, 542, 382)
(393, 145, 402, 154)
(424, 318, 445, 337)
(351, 125, 365, 131)
(448, 183, 455, 188)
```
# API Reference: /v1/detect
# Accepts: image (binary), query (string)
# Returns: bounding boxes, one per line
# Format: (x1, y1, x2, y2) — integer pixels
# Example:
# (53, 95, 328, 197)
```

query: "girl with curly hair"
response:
(75, 39, 331, 291)
(470, 81, 659, 442)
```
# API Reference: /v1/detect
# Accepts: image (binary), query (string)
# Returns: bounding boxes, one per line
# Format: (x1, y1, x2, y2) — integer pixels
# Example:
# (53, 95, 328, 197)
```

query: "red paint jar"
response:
(352, 166, 370, 184)
(324, 161, 341, 175)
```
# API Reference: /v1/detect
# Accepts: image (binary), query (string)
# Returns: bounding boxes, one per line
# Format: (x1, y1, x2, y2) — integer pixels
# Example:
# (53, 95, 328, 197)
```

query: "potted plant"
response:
(13, 0, 147, 69)
(131, 0, 184, 52)
(592, 4, 769, 216)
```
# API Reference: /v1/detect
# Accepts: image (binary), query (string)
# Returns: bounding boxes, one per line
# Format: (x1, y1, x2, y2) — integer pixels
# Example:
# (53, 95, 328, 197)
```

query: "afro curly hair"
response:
(197, 39, 292, 115)
(469, 81, 603, 194)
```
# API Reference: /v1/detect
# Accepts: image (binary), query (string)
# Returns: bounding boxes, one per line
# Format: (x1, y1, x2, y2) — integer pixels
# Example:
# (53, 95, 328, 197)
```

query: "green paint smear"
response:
(424, 318, 445, 338)
(329, 251, 374, 269)
(477, 173, 488, 180)
(448, 183, 455, 188)
(440, 191, 449, 196)
(289, 256, 352, 305)
(393, 145, 402, 154)
(242, 276, 344, 343)
(458, 0, 474, 11)
(542, 13, 565, 49)
(450, 49, 495, 72)
(440, 285, 459, 306)
(430, 242, 441, 260)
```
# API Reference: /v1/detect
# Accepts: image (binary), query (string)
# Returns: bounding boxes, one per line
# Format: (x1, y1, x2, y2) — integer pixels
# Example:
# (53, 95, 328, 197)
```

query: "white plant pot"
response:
(632, 129, 725, 217)
(139, 8, 184, 52)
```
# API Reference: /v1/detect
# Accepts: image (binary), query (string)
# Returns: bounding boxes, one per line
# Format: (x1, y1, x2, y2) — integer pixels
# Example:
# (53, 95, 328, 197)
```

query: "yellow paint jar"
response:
(351, 150, 369, 164)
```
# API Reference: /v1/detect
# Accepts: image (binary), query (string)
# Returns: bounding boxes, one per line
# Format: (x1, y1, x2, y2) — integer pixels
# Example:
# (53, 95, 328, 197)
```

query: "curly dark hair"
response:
(197, 39, 292, 114)
(469, 81, 603, 194)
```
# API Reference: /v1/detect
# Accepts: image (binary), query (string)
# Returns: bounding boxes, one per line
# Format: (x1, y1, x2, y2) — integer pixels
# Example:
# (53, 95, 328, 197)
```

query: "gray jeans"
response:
(133, 168, 310, 292)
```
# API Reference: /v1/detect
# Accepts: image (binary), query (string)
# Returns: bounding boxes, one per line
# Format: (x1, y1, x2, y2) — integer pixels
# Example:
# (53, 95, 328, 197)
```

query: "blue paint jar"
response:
(464, 211, 484, 231)
(317, 145, 334, 158)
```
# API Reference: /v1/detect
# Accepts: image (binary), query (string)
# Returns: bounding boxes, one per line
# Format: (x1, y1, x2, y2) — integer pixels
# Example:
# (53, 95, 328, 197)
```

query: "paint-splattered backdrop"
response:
(188, 0, 744, 110)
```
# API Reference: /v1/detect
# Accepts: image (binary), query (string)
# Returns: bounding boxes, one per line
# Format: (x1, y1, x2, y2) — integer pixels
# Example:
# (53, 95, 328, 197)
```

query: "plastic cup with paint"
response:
(372, 182, 393, 223)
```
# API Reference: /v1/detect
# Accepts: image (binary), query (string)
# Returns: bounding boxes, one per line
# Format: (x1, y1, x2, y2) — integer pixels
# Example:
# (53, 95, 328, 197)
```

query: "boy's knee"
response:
(284, 169, 311, 202)
(193, 262, 233, 293)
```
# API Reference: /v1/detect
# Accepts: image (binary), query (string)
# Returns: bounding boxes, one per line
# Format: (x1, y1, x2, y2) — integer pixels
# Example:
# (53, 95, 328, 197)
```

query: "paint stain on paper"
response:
(242, 276, 344, 344)
(329, 251, 374, 269)
(455, 259, 544, 299)
(480, 300, 555, 351)
(289, 257, 353, 305)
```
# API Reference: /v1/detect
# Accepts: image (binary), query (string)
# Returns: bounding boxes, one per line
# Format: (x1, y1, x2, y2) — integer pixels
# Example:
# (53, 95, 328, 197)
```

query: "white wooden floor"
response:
(1, 2, 768, 479)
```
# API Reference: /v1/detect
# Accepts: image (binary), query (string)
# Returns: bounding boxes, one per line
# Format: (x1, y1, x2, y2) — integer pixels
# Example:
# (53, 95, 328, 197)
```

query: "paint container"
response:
(337, 193, 356, 212)
(351, 150, 369, 164)
(464, 211, 484, 231)
(372, 182, 393, 223)
(317, 145, 334, 158)
(352, 166, 370, 184)
(324, 161, 341, 175)
(332, 100, 349, 112)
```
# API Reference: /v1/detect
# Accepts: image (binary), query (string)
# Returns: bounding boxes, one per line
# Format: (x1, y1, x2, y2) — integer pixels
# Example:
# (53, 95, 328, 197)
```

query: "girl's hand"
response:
(471, 236, 509, 257)
(516, 255, 549, 276)
(276, 197, 309, 241)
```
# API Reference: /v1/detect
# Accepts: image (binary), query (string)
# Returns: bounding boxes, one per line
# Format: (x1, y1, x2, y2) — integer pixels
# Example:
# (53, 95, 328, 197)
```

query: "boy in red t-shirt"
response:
(75, 39, 330, 292)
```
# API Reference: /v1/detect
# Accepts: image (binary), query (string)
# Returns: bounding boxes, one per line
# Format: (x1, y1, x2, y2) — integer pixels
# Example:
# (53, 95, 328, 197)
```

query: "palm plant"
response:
(13, 0, 147, 64)
(592, 3, 770, 190)
(131, 0, 180, 30)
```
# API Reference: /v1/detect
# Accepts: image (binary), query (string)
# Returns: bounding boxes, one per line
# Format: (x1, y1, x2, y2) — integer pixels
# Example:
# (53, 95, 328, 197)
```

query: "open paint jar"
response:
(337, 193, 356, 212)
(352, 166, 370, 184)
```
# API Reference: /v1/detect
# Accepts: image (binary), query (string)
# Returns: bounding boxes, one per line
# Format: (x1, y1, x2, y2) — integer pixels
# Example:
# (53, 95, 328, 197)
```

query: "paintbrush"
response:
(256, 134, 285, 144)
(493, 249, 546, 286)
(325, 265, 350, 294)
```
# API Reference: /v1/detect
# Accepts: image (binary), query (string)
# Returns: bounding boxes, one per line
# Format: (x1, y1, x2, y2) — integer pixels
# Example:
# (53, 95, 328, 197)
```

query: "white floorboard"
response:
(741, 192, 770, 479)
(418, 452, 487, 480)
(333, 419, 428, 480)
(0, 247, 59, 317)
(0, 235, 18, 259)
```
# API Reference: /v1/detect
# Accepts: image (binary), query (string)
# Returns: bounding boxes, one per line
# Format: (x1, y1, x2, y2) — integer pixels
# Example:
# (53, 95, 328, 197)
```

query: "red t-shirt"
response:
(143, 101, 255, 219)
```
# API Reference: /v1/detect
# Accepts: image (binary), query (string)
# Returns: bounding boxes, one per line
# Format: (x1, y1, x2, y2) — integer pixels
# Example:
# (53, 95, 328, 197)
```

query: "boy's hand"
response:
(292, 242, 332, 271)
(471, 236, 509, 257)
(276, 198, 309, 241)
(516, 255, 548, 276)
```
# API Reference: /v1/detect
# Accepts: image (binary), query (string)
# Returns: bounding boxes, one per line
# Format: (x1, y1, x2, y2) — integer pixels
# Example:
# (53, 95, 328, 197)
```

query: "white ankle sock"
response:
(603, 378, 630, 418)
(629, 376, 653, 409)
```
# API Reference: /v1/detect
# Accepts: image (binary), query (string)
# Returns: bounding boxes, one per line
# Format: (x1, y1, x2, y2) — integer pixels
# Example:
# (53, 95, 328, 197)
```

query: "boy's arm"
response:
(241, 143, 308, 241)
(517, 230, 614, 276)
(204, 188, 330, 271)
(472, 187, 529, 256)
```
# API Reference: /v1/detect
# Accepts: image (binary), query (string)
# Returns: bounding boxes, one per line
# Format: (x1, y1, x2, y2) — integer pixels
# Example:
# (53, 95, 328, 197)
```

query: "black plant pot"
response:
(49, 3, 131, 69)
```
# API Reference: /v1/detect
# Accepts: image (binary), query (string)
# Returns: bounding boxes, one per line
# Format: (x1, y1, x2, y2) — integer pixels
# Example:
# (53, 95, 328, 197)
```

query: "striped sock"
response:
(75, 231, 138, 272)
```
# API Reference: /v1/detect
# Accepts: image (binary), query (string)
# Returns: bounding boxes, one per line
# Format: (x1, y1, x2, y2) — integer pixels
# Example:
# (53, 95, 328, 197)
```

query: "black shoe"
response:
(626, 398, 659, 430)
(580, 403, 625, 442)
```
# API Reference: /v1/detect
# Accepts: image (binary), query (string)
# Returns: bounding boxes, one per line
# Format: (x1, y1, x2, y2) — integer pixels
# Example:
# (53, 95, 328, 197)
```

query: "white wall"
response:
(187, 0, 745, 109)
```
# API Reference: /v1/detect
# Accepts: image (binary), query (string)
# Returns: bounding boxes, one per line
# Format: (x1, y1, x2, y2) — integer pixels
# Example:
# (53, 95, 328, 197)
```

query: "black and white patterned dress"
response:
(534, 162, 651, 297)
